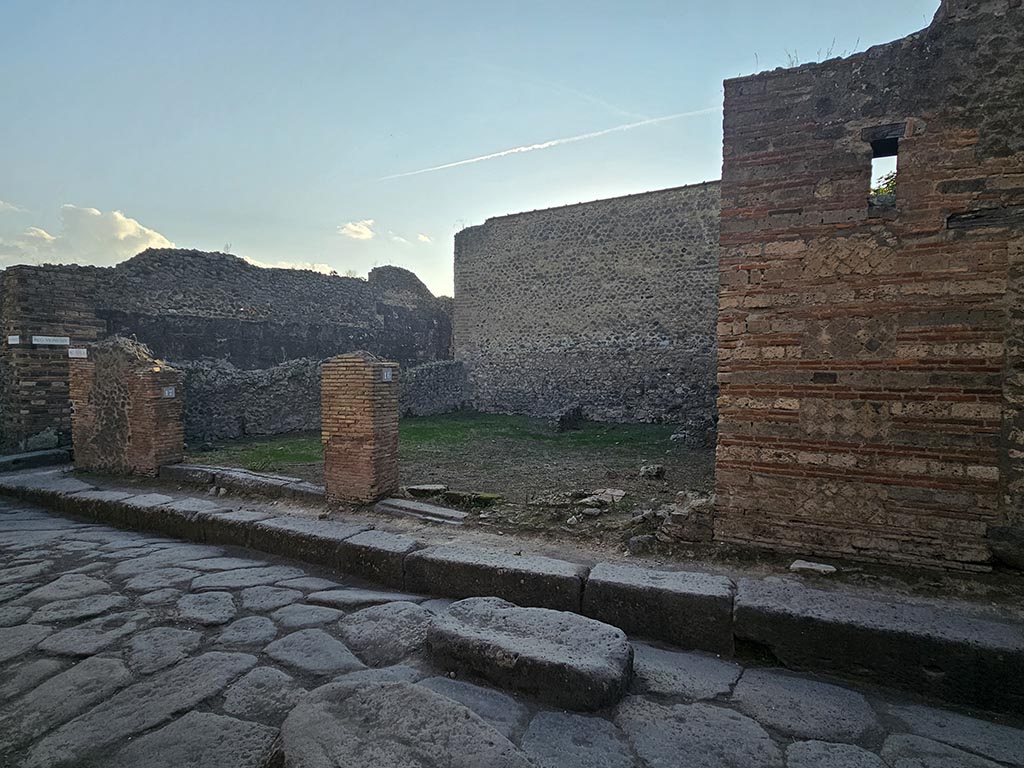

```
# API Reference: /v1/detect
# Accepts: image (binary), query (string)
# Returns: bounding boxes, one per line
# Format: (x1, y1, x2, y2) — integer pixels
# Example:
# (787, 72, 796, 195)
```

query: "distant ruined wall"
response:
(0, 250, 453, 452)
(715, 0, 1024, 569)
(400, 360, 469, 417)
(455, 182, 720, 434)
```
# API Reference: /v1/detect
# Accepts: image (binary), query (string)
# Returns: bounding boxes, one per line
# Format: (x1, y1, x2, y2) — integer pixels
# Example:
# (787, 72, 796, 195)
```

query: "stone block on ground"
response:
(376, 497, 469, 525)
(405, 545, 589, 611)
(336, 529, 423, 589)
(583, 563, 734, 654)
(426, 597, 632, 711)
(193, 509, 274, 547)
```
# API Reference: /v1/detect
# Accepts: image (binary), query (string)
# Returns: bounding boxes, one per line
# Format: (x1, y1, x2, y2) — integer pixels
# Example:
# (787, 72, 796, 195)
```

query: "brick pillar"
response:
(70, 337, 184, 476)
(322, 351, 400, 503)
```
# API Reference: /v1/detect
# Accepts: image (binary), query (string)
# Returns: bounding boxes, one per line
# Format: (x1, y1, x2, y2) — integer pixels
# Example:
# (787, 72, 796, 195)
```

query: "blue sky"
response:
(0, 0, 939, 295)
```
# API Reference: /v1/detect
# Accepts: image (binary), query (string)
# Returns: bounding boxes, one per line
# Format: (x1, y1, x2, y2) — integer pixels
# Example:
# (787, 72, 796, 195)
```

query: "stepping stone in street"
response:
(265, 629, 365, 675)
(278, 681, 533, 767)
(308, 587, 428, 609)
(241, 585, 303, 612)
(126, 567, 200, 592)
(420, 676, 530, 740)
(126, 627, 203, 674)
(427, 597, 632, 711)
(217, 617, 279, 648)
(191, 565, 306, 591)
(787, 741, 885, 768)
(105, 710, 276, 768)
(729, 668, 880, 743)
(615, 698, 784, 768)
(29, 594, 129, 624)
(631, 642, 741, 700)
(886, 703, 1024, 766)
(16, 574, 109, 604)
(223, 667, 306, 724)
(38, 611, 149, 657)
(881, 734, 1004, 768)
(23, 652, 257, 768)
(271, 603, 344, 628)
(177, 592, 237, 626)
(339, 602, 433, 666)
(521, 711, 638, 768)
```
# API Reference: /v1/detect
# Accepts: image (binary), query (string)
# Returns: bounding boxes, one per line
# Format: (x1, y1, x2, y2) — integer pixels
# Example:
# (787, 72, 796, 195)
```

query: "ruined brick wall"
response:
(1006, 237, 1024, 524)
(70, 337, 184, 476)
(0, 251, 452, 452)
(455, 182, 720, 433)
(716, 0, 1024, 569)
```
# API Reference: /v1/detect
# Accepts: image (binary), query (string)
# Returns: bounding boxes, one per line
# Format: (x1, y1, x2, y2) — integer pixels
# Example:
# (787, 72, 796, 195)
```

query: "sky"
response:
(0, 0, 939, 296)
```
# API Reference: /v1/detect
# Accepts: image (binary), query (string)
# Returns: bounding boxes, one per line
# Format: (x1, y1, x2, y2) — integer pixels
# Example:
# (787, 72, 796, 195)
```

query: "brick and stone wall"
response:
(0, 250, 452, 452)
(715, 0, 1024, 569)
(70, 337, 184, 476)
(454, 182, 720, 434)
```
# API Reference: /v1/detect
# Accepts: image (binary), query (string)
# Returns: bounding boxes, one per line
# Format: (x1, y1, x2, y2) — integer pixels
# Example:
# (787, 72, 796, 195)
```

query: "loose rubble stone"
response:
(277, 577, 340, 591)
(223, 667, 306, 724)
(139, 588, 183, 605)
(615, 697, 784, 768)
(0, 659, 66, 700)
(309, 587, 427, 609)
(126, 627, 203, 674)
(217, 616, 279, 647)
(23, 651, 257, 768)
(106, 710, 277, 768)
(278, 681, 532, 768)
(521, 711, 639, 768)
(0, 656, 132, 754)
(887, 703, 1024, 766)
(241, 585, 303, 611)
(126, 567, 200, 591)
(265, 629, 365, 675)
(0, 605, 33, 626)
(631, 642, 741, 699)
(789, 560, 838, 575)
(191, 565, 306, 590)
(639, 464, 665, 480)
(420, 676, 530, 740)
(881, 734, 1004, 768)
(427, 597, 633, 711)
(729, 668, 880, 742)
(177, 592, 237, 625)
(626, 534, 657, 555)
(271, 603, 344, 628)
(16, 573, 109, 604)
(38, 610, 148, 656)
(29, 594, 129, 623)
(787, 741, 885, 768)
(339, 601, 433, 666)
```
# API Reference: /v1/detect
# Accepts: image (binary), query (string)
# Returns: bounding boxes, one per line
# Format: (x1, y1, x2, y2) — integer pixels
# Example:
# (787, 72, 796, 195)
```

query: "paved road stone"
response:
(126, 567, 200, 591)
(631, 642, 741, 700)
(0, 605, 32, 625)
(270, 603, 343, 628)
(223, 667, 306, 724)
(16, 574, 109, 603)
(30, 594, 129, 623)
(241, 585, 303, 611)
(0, 658, 66, 700)
(336, 665, 427, 684)
(107, 710, 276, 767)
(787, 741, 886, 767)
(881, 734, 1004, 768)
(277, 577, 339, 591)
(192, 565, 306, 590)
(521, 711, 639, 768)
(0, 560, 52, 584)
(126, 627, 204, 674)
(339, 601, 433, 666)
(887, 703, 1024, 766)
(308, 587, 427, 609)
(0, 623, 52, 662)
(139, 588, 182, 605)
(39, 610, 149, 656)
(217, 616, 279, 647)
(180, 556, 268, 571)
(265, 629, 365, 675)
(177, 592, 237, 625)
(420, 676, 530, 740)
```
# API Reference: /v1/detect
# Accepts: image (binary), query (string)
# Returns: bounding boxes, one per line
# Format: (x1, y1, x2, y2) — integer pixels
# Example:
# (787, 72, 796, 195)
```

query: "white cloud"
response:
(0, 200, 28, 214)
(242, 255, 335, 274)
(0, 204, 173, 267)
(417, 233, 432, 243)
(338, 219, 376, 240)
(388, 230, 410, 245)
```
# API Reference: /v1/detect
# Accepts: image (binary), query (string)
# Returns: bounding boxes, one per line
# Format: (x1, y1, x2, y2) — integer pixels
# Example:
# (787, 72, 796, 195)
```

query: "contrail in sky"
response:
(378, 106, 722, 181)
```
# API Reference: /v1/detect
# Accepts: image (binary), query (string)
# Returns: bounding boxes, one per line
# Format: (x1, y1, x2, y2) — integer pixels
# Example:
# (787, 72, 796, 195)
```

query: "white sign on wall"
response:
(68, 348, 88, 359)
(7, 335, 19, 345)
(31, 335, 71, 346)
(162, 386, 177, 399)
(381, 368, 394, 382)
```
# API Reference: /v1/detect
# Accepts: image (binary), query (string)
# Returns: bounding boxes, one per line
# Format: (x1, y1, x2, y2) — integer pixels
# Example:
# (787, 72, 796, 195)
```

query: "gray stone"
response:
(126, 567, 200, 591)
(248, 516, 369, 566)
(158, 463, 216, 486)
(38, 610, 148, 656)
(0, 656, 132, 754)
(106, 709, 276, 767)
(405, 545, 588, 611)
(270, 603, 344, 627)
(191, 565, 306, 590)
(881, 734, 1004, 768)
(583, 563, 735, 654)
(0, 658, 66, 701)
(339, 601, 433, 666)
(181, 556, 268, 571)
(729, 668, 880, 742)
(0, 605, 33, 626)
(427, 597, 632, 711)
(278, 681, 532, 767)
(421, 598, 456, 613)
(615, 697, 784, 768)
(16, 573, 109, 604)
(277, 576, 340, 591)
(177, 592, 237, 625)
(110, 545, 225, 577)
(164, 496, 230, 515)
(0, 623, 52, 662)
(217, 616, 279, 647)
(139, 588, 183, 605)
(631, 642, 741, 699)
(0, 582, 35, 603)
(336, 665, 427, 684)
(308, 587, 427, 609)
(420, 676, 530, 740)
(241, 585, 303, 611)
(265, 629, 365, 675)
(337, 529, 424, 589)
(30, 593, 129, 623)
(23, 651, 257, 768)
(789, 559, 838, 575)
(521, 711, 639, 768)
(376, 497, 469, 525)
(887, 703, 1024, 766)
(126, 626, 203, 674)
(223, 667, 306, 723)
(0, 560, 52, 584)
(787, 741, 885, 768)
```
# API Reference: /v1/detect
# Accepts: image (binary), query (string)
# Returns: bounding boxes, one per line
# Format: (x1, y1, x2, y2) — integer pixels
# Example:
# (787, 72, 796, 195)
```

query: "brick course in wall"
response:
(321, 352, 400, 504)
(715, 0, 1024, 569)
(454, 183, 720, 433)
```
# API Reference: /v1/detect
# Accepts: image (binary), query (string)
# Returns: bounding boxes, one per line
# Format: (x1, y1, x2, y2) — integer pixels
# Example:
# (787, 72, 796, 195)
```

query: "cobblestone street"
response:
(2, 498, 1022, 767)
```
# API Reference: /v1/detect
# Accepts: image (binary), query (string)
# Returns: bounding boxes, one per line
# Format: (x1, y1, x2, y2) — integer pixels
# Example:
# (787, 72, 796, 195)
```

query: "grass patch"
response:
(194, 432, 321, 474)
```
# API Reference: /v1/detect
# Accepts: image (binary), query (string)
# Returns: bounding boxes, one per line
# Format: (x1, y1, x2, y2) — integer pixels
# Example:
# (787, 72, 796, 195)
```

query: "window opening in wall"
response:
(868, 134, 899, 211)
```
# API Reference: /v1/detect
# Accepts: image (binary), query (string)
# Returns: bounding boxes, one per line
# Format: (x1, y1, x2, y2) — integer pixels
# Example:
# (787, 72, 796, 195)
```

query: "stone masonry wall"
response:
(455, 182, 720, 433)
(715, 0, 1024, 569)
(400, 360, 468, 417)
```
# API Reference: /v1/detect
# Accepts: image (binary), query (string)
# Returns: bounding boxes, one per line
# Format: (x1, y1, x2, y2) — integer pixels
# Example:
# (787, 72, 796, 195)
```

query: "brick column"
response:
(70, 337, 184, 476)
(322, 352, 400, 504)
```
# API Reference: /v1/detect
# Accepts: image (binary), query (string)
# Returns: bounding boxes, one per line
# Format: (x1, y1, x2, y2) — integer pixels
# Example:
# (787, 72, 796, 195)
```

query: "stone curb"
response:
(158, 464, 327, 504)
(0, 448, 71, 473)
(1, 471, 1023, 715)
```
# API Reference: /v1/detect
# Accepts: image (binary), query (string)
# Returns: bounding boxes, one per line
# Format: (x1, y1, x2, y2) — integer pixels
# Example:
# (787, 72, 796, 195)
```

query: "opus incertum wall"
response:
(715, 0, 1024, 570)
(454, 182, 721, 435)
